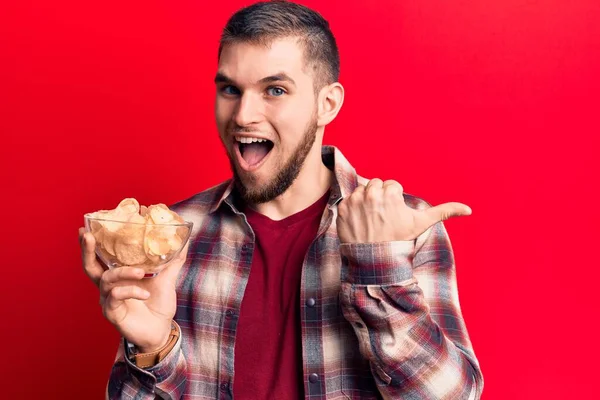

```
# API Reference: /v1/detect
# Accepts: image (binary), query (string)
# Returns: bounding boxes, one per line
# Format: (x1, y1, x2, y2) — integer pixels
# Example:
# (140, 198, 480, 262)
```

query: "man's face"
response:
(215, 37, 319, 204)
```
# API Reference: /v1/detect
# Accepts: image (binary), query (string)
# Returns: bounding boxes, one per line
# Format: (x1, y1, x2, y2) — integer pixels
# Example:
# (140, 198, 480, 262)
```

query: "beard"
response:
(228, 115, 319, 205)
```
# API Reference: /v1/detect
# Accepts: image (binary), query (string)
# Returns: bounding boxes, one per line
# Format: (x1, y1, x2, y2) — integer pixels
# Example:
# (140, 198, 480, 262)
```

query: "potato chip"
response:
(96, 247, 113, 263)
(87, 197, 189, 273)
(114, 239, 147, 265)
(103, 232, 116, 256)
(176, 225, 188, 240)
(127, 213, 146, 225)
(89, 219, 105, 243)
(144, 227, 171, 256)
(148, 204, 174, 224)
(148, 237, 171, 256)
(116, 198, 140, 215)
(102, 219, 122, 232)
(168, 234, 183, 251)
(89, 219, 104, 232)
(114, 220, 146, 265)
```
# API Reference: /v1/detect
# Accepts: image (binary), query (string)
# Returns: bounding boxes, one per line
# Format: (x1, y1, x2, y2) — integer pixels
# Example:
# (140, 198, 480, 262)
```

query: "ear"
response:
(317, 82, 344, 127)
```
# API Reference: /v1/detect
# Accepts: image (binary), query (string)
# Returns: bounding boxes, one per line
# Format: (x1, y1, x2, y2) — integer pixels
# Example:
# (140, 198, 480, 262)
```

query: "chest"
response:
(171, 205, 378, 398)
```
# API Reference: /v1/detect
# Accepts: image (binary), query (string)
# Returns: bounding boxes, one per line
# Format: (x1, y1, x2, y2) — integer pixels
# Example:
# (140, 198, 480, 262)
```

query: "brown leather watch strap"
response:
(131, 321, 180, 369)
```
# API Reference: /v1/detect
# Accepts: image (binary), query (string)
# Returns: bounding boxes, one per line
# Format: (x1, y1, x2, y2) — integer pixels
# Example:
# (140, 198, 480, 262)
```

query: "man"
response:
(80, 1, 483, 399)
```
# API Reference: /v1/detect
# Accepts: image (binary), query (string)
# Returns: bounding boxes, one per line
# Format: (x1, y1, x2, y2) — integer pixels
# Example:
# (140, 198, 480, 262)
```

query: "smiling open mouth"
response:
(237, 139, 274, 166)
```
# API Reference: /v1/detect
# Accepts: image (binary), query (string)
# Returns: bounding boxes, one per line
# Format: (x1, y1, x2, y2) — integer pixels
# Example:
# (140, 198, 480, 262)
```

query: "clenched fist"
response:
(336, 179, 472, 243)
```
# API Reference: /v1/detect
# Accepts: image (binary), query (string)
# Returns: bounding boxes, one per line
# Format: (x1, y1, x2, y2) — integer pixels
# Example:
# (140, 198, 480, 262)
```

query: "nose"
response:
(232, 92, 263, 127)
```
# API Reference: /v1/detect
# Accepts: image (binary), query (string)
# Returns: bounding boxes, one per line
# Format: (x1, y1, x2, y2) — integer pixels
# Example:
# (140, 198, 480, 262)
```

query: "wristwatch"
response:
(127, 321, 180, 369)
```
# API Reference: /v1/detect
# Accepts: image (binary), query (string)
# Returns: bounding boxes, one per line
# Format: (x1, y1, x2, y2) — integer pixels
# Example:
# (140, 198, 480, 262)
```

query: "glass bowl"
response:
(84, 214, 193, 277)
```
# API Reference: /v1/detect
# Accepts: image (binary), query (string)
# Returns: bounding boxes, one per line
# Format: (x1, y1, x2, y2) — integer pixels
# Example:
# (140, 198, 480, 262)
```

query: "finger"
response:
(352, 184, 366, 195)
(423, 202, 472, 225)
(100, 267, 146, 296)
(81, 230, 105, 287)
(104, 286, 151, 318)
(365, 178, 384, 191)
(101, 266, 146, 286)
(382, 180, 403, 192)
(365, 179, 384, 203)
(383, 180, 405, 203)
(346, 184, 365, 204)
(99, 279, 149, 306)
(108, 286, 151, 302)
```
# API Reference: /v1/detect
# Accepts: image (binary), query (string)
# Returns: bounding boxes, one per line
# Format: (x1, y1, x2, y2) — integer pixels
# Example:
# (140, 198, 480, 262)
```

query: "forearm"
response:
(340, 238, 483, 400)
(341, 279, 481, 399)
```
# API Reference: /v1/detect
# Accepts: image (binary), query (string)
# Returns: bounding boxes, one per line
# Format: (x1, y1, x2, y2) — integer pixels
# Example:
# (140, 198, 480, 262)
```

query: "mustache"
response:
(227, 124, 265, 135)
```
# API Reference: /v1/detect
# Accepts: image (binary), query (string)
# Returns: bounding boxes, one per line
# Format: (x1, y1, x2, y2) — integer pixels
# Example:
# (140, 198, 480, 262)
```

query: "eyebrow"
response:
(214, 72, 296, 87)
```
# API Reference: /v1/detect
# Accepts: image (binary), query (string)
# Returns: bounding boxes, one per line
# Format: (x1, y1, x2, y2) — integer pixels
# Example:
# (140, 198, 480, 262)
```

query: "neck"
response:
(249, 144, 334, 221)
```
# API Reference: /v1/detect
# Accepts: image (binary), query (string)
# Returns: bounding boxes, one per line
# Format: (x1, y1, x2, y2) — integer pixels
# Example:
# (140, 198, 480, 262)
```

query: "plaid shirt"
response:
(108, 146, 483, 400)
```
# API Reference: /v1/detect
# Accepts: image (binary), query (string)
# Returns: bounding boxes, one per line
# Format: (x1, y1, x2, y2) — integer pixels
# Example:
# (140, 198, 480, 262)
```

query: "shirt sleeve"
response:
(339, 220, 484, 399)
(106, 326, 188, 400)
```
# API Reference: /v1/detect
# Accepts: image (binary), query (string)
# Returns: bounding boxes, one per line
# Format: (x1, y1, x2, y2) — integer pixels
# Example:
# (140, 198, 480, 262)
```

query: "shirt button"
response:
(309, 373, 319, 383)
(306, 298, 316, 307)
(225, 309, 236, 318)
(220, 382, 229, 391)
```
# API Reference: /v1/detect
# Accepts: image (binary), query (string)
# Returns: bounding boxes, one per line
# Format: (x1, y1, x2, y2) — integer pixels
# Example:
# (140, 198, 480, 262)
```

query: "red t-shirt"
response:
(233, 191, 330, 399)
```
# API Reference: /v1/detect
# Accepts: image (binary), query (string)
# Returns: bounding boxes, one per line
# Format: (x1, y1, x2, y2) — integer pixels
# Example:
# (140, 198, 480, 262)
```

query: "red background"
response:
(1, 0, 599, 399)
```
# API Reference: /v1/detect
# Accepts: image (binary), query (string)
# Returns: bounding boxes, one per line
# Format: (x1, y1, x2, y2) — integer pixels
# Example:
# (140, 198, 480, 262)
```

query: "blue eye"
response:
(267, 87, 286, 97)
(222, 85, 240, 95)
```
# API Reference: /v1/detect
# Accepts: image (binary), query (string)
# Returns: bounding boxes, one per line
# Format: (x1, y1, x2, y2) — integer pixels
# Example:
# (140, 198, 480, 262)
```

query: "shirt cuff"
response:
(340, 241, 415, 285)
(124, 327, 183, 387)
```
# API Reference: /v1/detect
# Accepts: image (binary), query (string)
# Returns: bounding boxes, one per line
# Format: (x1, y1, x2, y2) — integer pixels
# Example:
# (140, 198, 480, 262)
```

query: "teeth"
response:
(236, 137, 268, 144)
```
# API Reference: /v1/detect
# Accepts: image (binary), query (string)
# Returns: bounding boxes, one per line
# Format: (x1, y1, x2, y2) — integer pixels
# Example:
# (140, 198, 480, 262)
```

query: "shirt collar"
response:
(209, 145, 359, 214)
